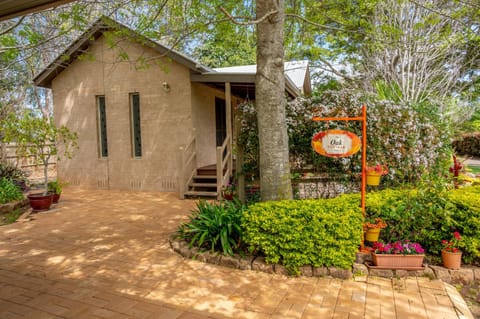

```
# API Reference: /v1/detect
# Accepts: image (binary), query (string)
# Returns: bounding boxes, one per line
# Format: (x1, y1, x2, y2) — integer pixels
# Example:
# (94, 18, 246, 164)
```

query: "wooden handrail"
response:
(179, 132, 197, 199)
(216, 134, 232, 199)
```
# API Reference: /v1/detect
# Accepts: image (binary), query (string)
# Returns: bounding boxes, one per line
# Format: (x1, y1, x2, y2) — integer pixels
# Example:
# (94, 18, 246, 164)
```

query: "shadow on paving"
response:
(0, 188, 472, 319)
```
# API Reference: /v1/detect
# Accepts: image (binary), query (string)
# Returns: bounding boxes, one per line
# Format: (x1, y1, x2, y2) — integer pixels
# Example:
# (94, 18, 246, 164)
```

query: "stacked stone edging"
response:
(0, 198, 29, 215)
(169, 238, 480, 284)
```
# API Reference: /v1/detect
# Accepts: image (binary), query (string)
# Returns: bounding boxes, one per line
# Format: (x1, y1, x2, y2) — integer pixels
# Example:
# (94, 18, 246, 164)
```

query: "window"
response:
(130, 93, 142, 157)
(97, 96, 108, 157)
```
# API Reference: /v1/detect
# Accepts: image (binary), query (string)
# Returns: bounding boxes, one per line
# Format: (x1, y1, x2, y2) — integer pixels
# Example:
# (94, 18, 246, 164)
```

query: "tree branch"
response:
(218, 6, 278, 26)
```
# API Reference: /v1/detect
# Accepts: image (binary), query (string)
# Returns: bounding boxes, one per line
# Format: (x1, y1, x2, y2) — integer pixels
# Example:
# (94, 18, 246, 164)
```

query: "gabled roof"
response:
(34, 16, 311, 98)
(34, 16, 212, 88)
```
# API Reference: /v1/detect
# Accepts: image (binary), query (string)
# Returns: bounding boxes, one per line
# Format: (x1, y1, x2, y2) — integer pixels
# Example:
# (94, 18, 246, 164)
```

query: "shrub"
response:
(0, 162, 29, 191)
(452, 133, 480, 156)
(0, 177, 24, 204)
(366, 184, 480, 264)
(177, 199, 245, 256)
(287, 91, 452, 185)
(242, 196, 363, 274)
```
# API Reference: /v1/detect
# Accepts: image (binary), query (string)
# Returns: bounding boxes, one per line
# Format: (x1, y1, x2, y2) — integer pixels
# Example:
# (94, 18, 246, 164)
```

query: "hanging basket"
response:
(441, 250, 462, 270)
(365, 228, 381, 242)
(366, 172, 381, 186)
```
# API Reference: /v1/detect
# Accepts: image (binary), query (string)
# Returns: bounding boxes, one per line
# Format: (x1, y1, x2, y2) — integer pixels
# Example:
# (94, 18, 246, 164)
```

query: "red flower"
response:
(441, 232, 462, 253)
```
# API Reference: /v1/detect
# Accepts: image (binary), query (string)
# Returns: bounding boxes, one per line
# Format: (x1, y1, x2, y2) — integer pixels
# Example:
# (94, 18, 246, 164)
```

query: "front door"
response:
(215, 97, 226, 147)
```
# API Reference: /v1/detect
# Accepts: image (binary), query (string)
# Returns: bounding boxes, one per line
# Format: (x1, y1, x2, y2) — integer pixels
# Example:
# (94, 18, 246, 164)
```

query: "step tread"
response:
(189, 182, 218, 187)
(184, 191, 218, 197)
(193, 175, 217, 179)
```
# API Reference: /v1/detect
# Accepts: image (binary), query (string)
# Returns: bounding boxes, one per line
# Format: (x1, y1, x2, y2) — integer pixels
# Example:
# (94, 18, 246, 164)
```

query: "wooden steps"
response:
(184, 166, 218, 198)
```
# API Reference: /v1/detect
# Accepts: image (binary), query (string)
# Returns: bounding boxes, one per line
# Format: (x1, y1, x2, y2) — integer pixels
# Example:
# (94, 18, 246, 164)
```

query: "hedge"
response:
(453, 132, 480, 156)
(366, 185, 480, 264)
(242, 195, 363, 274)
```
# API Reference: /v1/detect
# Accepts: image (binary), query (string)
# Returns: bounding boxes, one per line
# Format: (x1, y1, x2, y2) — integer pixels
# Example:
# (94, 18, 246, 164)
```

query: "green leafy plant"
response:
(0, 178, 24, 204)
(47, 179, 67, 195)
(177, 199, 245, 256)
(366, 184, 480, 264)
(242, 196, 363, 274)
(0, 162, 29, 191)
(1, 112, 78, 191)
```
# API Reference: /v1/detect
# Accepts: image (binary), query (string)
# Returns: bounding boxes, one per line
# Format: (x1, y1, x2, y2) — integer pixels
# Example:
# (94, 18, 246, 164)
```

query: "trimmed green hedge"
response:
(242, 195, 363, 274)
(366, 185, 480, 264)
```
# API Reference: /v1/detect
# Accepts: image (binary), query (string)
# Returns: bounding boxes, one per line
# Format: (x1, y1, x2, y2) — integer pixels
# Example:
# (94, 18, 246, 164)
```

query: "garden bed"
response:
(170, 237, 480, 284)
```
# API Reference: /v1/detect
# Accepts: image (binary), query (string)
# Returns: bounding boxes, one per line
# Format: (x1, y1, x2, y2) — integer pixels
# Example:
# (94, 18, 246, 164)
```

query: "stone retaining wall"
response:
(170, 238, 480, 284)
(0, 198, 30, 215)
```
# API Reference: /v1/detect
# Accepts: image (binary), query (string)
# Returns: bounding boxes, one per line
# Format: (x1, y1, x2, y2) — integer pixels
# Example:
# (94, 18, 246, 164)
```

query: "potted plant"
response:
(1, 112, 78, 211)
(363, 217, 387, 242)
(441, 231, 462, 270)
(222, 182, 235, 200)
(372, 240, 425, 268)
(366, 164, 388, 186)
(47, 179, 67, 203)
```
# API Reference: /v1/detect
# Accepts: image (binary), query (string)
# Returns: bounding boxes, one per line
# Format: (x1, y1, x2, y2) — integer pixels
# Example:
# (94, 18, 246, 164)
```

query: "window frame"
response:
(130, 93, 142, 158)
(96, 95, 108, 158)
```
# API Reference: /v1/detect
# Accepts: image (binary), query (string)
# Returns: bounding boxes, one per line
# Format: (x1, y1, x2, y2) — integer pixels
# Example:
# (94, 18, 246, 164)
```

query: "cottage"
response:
(34, 16, 311, 199)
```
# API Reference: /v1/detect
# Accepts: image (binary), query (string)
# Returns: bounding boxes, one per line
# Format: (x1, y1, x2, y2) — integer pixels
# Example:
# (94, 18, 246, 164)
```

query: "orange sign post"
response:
(312, 105, 367, 249)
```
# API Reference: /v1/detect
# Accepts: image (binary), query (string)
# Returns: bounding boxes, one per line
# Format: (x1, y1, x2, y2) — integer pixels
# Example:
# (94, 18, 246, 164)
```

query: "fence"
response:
(0, 143, 57, 182)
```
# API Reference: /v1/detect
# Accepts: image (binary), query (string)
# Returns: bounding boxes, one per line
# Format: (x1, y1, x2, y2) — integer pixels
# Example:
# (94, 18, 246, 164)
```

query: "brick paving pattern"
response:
(0, 188, 473, 319)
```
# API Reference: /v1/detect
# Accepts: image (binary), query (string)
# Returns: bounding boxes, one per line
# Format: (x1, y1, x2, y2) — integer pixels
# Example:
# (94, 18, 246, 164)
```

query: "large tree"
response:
(256, 0, 292, 200)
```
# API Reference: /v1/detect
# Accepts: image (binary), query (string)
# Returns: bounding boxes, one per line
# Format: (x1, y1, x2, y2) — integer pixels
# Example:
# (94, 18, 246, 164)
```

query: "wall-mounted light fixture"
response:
(162, 82, 170, 92)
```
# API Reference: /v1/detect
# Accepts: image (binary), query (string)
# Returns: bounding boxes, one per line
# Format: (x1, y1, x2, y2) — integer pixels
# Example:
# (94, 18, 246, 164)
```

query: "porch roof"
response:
(191, 60, 310, 99)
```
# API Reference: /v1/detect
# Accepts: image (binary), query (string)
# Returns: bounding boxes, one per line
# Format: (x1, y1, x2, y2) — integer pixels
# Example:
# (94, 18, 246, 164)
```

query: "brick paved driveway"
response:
(0, 188, 473, 318)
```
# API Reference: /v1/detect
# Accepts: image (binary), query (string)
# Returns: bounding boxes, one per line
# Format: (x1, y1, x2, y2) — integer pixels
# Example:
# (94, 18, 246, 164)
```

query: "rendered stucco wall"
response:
(191, 83, 225, 168)
(52, 35, 194, 192)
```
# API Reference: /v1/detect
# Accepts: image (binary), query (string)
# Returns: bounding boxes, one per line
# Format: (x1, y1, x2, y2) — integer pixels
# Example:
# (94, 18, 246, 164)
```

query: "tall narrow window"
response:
(97, 96, 108, 157)
(130, 93, 142, 157)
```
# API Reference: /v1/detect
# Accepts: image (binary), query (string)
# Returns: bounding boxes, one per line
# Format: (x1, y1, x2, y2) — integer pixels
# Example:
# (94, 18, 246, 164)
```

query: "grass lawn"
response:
(467, 165, 480, 174)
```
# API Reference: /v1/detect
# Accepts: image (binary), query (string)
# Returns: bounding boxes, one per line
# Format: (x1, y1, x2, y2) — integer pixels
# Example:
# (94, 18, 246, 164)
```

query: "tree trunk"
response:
(256, 0, 292, 201)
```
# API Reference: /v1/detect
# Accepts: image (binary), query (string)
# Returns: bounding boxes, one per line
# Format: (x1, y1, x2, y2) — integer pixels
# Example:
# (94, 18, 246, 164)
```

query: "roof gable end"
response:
(34, 16, 211, 88)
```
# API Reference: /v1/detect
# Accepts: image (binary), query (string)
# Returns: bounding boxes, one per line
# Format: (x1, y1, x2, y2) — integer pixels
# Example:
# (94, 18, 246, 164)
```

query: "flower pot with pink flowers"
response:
(371, 240, 425, 269)
(366, 164, 388, 186)
(441, 231, 462, 270)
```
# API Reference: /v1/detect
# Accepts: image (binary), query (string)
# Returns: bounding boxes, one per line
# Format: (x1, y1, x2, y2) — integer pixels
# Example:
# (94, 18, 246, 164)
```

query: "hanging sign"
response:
(311, 129, 361, 158)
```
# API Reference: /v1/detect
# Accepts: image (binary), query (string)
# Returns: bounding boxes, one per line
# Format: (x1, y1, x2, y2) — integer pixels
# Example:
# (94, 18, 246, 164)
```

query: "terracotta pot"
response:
(27, 193, 53, 211)
(366, 172, 381, 186)
(365, 228, 381, 242)
(372, 253, 424, 268)
(442, 249, 462, 270)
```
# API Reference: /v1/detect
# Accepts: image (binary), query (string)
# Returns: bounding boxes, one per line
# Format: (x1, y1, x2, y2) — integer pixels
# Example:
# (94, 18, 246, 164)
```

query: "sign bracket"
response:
(313, 105, 367, 250)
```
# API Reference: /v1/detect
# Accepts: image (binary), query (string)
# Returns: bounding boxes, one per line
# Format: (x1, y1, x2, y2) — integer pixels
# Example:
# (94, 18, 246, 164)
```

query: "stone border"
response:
(169, 238, 480, 284)
(0, 198, 29, 215)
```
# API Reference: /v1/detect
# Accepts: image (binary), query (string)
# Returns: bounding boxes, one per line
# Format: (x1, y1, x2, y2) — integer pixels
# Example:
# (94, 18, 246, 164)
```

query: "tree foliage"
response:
(1, 112, 78, 190)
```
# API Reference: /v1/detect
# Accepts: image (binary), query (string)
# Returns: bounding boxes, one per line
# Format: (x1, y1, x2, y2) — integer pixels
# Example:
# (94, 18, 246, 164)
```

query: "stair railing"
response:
(179, 131, 197, 199)
(216, 134, 233, 200)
